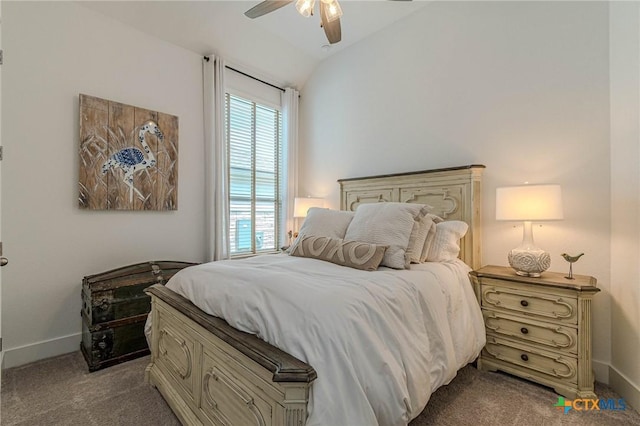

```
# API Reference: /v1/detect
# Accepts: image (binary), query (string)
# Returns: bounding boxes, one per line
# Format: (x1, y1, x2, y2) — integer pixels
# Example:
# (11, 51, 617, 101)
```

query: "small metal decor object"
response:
(561, 253, 584, 280)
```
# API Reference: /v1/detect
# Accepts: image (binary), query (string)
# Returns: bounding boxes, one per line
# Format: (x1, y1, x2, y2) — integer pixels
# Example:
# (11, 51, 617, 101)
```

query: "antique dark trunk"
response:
(81, 260, 197, 371)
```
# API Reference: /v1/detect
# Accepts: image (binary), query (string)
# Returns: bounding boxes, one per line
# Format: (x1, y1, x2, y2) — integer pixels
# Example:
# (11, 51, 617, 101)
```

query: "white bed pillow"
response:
(297, 208, 355, 239)
(426, 220, 469, 262)
(419, 214, 443, 262)
(406, 217, 430, 264)
(344, 202, 430, 269)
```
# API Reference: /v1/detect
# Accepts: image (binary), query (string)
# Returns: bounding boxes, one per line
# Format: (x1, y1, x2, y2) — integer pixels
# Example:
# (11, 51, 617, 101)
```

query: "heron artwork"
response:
(79, 94, 179, 211)
(102, 121, 164, 203)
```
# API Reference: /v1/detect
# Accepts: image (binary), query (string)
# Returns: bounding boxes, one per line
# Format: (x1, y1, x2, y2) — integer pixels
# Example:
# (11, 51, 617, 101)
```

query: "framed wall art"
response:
(78, 94, 178, 210)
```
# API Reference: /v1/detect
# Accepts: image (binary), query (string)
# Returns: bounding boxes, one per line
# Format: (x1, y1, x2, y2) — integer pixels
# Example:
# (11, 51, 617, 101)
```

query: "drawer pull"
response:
(521, 354, 529, 361)
(520, 300, 529, 307)
(520, 327, 529, 335)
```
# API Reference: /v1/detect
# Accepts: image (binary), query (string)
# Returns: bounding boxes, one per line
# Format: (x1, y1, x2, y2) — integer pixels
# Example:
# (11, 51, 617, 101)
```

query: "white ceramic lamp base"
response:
(508, 247, 551, 277)
(507, 221, 551, 277)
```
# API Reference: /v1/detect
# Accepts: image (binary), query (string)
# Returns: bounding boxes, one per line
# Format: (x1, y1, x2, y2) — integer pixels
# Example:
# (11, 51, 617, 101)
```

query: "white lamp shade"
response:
(294, 197, 324, 218)
(323, 0, 343, 22)
(295, 0, 315, 17)
(496, 185, 563, 221)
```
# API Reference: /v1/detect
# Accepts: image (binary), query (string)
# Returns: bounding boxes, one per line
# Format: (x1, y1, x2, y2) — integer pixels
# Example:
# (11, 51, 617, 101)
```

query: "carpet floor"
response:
(1, 351, 638, 425)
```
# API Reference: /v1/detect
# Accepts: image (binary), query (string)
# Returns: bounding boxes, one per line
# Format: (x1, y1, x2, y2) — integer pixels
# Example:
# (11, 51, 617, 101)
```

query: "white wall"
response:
(2, 1, 206, 367)
(610, 1, 640, 409)
(299, 1, 612, 379)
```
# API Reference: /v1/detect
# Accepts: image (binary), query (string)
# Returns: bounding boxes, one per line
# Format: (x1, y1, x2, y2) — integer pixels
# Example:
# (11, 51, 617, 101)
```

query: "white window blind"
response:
(226, 93, 282, 255)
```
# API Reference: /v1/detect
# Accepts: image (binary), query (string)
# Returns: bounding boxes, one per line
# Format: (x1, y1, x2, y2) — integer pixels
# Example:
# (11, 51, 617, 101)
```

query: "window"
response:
(226, 93, 282, 256)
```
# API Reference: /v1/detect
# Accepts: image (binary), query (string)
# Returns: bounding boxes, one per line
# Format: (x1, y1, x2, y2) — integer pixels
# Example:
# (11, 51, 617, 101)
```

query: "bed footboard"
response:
(144, 284, 317, 426)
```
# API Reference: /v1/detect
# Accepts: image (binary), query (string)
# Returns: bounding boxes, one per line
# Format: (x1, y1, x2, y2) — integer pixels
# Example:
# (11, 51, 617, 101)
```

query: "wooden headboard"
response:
(338, 165, 485, 270)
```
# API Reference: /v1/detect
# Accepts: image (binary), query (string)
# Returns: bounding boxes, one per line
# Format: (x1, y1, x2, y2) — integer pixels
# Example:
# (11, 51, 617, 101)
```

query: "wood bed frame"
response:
(145, 164, 485, 426)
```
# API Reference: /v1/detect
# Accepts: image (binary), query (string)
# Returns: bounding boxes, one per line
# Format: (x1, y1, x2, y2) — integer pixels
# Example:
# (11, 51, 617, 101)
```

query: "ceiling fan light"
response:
(324, 0, 343, 22)
(295, 0, 315, 18)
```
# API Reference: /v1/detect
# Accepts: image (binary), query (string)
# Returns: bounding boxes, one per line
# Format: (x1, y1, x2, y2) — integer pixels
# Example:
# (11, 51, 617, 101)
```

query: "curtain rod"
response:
(204, 56, 285, 93)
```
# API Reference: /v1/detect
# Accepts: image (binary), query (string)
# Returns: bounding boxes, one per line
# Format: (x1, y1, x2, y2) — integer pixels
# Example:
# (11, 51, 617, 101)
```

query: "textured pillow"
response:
(419, 214, 443, 262)
(297, 208, 355, 239)
(426, 220, 469, 262)
(344, 202, 431, 269)
(289, 235, 387, 271)
(406, 218, 430, 264)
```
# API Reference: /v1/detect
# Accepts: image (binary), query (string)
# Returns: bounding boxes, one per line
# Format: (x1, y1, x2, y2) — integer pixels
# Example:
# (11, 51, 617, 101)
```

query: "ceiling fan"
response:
(244, 0, 412, 45)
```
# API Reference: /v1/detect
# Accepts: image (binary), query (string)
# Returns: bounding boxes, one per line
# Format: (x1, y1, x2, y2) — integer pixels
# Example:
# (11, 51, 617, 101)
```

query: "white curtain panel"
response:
(203, 55, 230, 261)
(281, 88, 299, 246)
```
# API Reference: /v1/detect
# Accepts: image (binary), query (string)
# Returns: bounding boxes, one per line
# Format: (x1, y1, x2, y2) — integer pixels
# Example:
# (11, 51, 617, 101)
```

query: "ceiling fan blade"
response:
(320, 2, 342, 44)
(245, 1, 294, 19)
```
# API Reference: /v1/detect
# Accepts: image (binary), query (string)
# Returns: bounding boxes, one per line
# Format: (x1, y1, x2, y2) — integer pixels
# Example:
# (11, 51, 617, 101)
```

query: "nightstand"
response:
(470, 265, 600, 399)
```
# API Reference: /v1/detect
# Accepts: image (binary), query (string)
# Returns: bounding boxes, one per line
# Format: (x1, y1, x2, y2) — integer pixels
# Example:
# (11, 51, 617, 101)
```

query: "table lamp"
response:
(496, 184, 563, 277)
(294, 197, 325, 219)
(289, 197, 324, 243)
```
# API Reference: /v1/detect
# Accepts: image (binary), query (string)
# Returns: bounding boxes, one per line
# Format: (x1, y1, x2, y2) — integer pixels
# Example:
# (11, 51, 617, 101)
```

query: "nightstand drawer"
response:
(483, 310, 578, 354)
(483, 336, 577, 384)
(481, 281, 577, 324)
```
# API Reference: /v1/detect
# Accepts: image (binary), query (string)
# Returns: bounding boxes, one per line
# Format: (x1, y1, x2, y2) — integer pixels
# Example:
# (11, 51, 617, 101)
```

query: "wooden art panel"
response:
(79, 94, 178, 210)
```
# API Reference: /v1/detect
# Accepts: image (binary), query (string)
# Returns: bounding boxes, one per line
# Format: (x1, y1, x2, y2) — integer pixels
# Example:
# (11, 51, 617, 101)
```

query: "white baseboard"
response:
(609, 365, 640, 412)
(2, 333, 81, 369)
(593, 359, 610, 384)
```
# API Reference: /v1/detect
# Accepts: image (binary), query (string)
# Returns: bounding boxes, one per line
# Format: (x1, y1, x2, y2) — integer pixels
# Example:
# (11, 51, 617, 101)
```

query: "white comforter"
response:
(156, 254, 485, 426)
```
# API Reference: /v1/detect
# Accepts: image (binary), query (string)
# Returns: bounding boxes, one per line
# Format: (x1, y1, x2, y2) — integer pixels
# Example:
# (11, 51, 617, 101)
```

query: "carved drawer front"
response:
(156, 309, 197, 401)
(200, 350, 272, 426)
(483, 336, 577, 384)
(481, 281, 577, 324)
(483, 310, 578, 355)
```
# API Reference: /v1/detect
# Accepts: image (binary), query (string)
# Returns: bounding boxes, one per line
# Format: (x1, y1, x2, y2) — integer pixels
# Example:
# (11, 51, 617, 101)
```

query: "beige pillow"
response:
(426, 220, 469, 262)
(419, 214, 443, 262)
(344, 202, 431, 269)
(406, 218, 430, 264)
(297, 208, 355, 239)
(289, 236, 387, 271)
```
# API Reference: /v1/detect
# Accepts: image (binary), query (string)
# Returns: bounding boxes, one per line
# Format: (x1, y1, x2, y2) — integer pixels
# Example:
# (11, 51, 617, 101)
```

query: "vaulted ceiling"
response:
(79, 0, 429, 88)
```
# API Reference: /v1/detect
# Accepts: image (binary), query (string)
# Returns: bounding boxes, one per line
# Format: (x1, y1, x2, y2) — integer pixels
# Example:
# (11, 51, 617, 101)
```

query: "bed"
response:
(145, 164, 486, 426)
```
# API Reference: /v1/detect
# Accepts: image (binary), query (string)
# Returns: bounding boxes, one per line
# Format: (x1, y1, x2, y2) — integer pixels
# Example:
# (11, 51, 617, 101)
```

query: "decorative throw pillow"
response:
(419, 214, 443, 262)
(426, 220, 469, 262)
(296, 208, 355, 240)
(344, 202, 431, 269)
(406, 218, 430, 264)
(289, 236, 387, 271)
